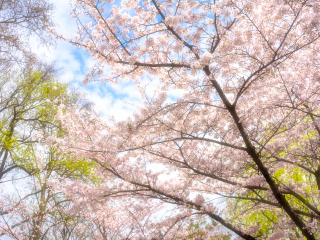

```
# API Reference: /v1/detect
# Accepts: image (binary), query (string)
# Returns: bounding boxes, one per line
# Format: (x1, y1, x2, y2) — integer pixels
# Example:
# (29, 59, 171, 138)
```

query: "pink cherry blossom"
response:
(49, 0, 320, 239)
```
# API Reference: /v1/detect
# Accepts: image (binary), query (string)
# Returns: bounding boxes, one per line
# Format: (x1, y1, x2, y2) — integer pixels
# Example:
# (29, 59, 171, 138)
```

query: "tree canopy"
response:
(2, 0, 320, 239)
(50, 0, 320, 239)
(0, 0, 54, 71)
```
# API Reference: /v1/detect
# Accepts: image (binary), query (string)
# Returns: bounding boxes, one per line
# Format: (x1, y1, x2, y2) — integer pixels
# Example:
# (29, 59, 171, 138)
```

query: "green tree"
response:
(225, 123, 320, 239)
(0, 69, 101, 239)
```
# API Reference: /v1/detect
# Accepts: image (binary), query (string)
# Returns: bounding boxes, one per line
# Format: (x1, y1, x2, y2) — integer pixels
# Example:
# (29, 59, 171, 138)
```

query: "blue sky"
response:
(30, 0, 143, 121)
(34, 0, 185, 121)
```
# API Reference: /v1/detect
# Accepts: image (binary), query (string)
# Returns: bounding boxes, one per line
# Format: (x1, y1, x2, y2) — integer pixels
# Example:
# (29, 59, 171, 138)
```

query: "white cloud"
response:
(35, 1, 185, 122)
(31, 0, 143, 121)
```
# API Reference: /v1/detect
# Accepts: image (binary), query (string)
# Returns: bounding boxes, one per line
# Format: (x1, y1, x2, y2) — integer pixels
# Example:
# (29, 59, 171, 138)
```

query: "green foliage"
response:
(185, 218, 208, 239)
(227, 125, 320, 239)
(0, 70, 101, 184)
(53, 154, 103, 184)
(175, 218, 231, 240)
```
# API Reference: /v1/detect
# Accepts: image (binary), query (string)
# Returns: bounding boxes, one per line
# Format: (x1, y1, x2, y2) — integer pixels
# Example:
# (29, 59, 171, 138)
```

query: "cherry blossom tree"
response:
(52, 0, 320, 239)
(0, 0, 54, 71)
